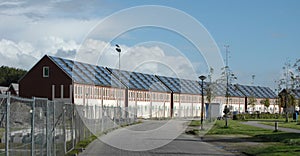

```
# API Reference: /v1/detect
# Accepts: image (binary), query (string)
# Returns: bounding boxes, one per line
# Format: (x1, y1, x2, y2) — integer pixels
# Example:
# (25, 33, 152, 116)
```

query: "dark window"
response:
(43, 66, 49, 77)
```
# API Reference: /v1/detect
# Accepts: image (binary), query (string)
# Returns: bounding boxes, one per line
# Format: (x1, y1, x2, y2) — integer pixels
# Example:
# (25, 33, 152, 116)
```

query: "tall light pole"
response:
(224, 45, 230, 110)
(115, 44, 121, 121)
(199, 75, 206, 130)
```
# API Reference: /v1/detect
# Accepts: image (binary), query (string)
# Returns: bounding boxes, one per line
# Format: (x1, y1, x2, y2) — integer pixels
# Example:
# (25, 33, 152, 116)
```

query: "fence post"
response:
(46, 100, 50, 156)
(52, 100, 56, 156)
(71, 104, 75, 151)
(101, 106, 104, 132)
(274, 121, 278, 132)
(101, 88, 104, 132)
(31, 97, 35, 156)
(62, 105, 66, 154)
(52, 85, 56, 156)
(5, 92, 10, 156)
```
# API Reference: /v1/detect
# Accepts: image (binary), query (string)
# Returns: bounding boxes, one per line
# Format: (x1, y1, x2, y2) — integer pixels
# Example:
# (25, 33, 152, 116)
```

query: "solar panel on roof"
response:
(51, 56, 278, 97)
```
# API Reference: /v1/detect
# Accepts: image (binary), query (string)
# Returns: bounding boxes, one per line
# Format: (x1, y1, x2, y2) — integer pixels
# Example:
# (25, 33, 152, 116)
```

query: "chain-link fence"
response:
(0, 92, 208, 156)
(0, 93, 137, 156)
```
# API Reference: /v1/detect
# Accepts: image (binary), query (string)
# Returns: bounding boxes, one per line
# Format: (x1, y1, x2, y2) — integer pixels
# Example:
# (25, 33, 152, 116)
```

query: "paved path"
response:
(79, 120, 235, 156)
(242, 121, 300, 133)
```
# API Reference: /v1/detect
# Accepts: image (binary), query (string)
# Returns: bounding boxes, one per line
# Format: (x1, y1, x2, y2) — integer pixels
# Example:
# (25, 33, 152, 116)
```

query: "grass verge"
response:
(260, 121, 300, 130)
(206, 120, 300, 156)
(188, 120, 201, 127)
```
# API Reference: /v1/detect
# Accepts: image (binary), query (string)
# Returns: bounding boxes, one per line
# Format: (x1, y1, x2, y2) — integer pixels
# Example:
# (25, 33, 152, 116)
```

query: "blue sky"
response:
(0, 0, 299, 90)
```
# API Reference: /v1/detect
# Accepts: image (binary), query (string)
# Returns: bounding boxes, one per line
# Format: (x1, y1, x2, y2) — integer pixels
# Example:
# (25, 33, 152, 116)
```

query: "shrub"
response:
(235, 113, 286, 120)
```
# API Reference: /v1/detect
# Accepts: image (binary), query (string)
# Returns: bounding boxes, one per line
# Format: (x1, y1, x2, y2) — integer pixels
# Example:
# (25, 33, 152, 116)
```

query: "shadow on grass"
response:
(205, 132, 300, 145)
(254, 132, 300, 145)
(244, 144, 300, 156)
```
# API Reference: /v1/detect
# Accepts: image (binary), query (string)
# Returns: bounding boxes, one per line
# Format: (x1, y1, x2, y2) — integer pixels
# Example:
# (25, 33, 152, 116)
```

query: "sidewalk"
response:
(79, 120, 235, 156)
(242, 121, 300, 133)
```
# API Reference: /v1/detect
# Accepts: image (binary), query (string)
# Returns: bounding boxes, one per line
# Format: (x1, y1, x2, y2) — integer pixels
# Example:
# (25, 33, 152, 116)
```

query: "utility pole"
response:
(284, 60, 291, 122)
(252, 75, 255, 85)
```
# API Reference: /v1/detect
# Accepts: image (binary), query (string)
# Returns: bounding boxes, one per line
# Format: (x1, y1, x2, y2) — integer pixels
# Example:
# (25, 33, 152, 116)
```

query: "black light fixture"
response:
(115, 44, 121, 53)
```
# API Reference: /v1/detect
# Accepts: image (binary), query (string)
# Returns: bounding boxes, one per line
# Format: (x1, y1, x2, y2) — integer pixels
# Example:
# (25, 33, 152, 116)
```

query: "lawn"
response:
(206, 120, 300, 156)
(188, 120, 201, 127)
(260, 121, 300, 130)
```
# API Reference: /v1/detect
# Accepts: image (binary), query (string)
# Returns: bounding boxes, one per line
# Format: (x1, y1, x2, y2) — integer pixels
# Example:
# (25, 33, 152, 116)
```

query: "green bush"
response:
(235, 113, 287, 120)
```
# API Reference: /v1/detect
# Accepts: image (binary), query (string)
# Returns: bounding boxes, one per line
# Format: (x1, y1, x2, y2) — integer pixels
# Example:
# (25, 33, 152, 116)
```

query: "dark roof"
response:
(106, 68, 170, 92)
(235, 84, 277, 98)
(49, 56, 125, 88)
(290, 89, 300, 99)
(47, 55, 277, 98)
(156, 76, 201, 94)
(207, 83, 244, 97)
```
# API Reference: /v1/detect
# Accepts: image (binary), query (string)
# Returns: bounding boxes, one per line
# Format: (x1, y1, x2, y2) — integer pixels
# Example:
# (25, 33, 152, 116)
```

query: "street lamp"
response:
(115, 44, 121, 79)
(115, 44, 121, 121)
(199, 75, 206, 130)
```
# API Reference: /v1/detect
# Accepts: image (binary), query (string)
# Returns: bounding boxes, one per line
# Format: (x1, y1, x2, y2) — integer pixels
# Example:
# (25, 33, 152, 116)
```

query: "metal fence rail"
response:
(0, 93, 137, 156)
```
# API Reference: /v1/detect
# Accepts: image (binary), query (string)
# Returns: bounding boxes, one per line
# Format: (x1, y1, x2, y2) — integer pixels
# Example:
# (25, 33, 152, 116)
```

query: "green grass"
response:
(65, 135, 97, 156)
(188, 120, 201, 127)
(207, 120, 300, 156)
(207, 120, 274, 136)
(260, 121, 300, 130)
(245, 143, 300, 156)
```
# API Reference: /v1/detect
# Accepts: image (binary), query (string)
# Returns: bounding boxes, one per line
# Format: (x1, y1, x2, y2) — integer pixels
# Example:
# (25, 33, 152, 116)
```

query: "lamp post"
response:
(199, 75, 206, 130)
(115, 44, 121, 121)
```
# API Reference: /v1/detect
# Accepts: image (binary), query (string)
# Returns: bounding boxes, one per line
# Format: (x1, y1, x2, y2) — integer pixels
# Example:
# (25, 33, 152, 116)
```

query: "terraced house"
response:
(19, 55, 279, 119)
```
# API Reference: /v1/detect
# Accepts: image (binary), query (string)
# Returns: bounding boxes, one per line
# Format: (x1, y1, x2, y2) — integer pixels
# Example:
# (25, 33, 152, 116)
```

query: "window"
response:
(43, 66, 49, 77)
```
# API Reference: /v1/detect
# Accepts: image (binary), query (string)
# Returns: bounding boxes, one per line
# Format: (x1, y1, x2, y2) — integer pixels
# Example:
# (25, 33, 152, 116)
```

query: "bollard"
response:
(274, 121, 278, 132)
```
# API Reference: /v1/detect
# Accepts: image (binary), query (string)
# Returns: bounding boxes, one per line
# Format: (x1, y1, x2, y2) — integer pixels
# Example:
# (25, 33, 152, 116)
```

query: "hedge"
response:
(233, 113, 293, 120)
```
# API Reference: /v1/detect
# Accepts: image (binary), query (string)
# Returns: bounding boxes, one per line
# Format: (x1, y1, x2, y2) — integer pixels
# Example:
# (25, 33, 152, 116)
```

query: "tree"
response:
(260, 98, 270, 112)
(0, 66, 27, 86)
(279, 90, 296, 122)
(292, 59, 300, 88)
(278, 59, 299, 122)
(279, 91, 296, 109)
(206, 67, 215, 104)
(275, 98, 279, 114)
(248, 96, 257, 112)
(216, 65, 237, 111)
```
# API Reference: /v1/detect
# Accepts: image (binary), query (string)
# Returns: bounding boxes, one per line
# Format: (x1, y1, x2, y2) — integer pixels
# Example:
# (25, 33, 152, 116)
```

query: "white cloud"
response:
(0, 2, 202, 80)
(0, 14, 99, 43)
(0, 37, 78, 69)
(75, 39, 199, 80)
(0, 0, 111, 21)
(0, 37, 198, 80)
(0, 39, 36, 69)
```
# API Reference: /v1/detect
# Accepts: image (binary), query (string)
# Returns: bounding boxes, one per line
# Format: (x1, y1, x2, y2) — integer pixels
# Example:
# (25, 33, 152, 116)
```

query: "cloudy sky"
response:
(1, 0, 300, 90)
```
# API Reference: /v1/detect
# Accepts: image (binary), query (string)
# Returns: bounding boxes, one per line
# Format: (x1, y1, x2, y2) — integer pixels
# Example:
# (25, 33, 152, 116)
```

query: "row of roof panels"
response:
(49, 55, 277, 98)
(107, 68, 169, 93)
(290, 89, 300, 99)
(49, 56, 124, 88)
(235, 84, 277, 99)
(156, 76, 201, 94)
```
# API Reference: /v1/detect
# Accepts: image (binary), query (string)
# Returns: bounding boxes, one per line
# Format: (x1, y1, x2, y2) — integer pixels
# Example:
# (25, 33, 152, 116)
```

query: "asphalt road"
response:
(79, 120, 235, 156)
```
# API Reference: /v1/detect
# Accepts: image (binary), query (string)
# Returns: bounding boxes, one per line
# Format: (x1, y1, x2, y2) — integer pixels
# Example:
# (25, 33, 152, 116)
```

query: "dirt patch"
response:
(202, 135, 265, 156)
